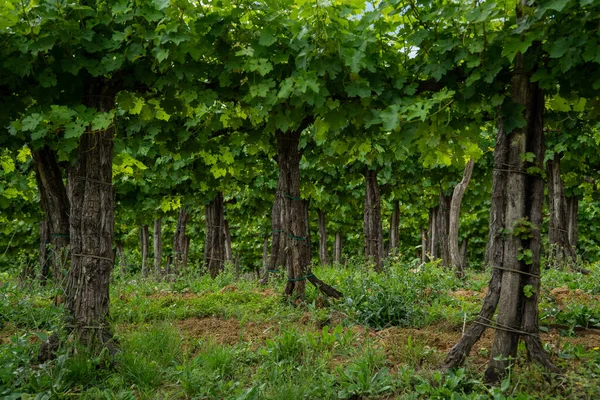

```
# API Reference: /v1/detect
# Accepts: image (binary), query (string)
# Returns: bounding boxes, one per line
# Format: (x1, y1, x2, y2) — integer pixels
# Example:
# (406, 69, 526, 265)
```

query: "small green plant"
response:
(337, 346, 392, 399)
(264, 329, 306, 363)
(512, 218, 535, 240)
(517, 247, 534, 265)
(523, 284, 536, 298)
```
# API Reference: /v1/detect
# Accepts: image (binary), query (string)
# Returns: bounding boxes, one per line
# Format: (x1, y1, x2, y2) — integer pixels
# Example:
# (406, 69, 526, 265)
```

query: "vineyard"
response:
(1, 0, 600, 398)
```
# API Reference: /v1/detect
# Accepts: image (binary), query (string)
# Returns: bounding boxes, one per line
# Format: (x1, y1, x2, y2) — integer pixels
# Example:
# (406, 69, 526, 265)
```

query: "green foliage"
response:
(339, 260, 461, 329)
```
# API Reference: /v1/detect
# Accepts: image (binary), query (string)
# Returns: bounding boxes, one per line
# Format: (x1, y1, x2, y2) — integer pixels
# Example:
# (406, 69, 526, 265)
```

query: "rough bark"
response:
(262, 170, 287, 283)
(334, 232, 342, 264)
(205, 192, 225, 278)
(273, 129, 342, 300)
(39, 219, 51, 283)
(64, 82, 116, 353)
(521, 85, 560, 375)
(153, 218, 162, 275)
(445, 118, 508, 370)
(172, 207, 189, 275)
(449, 159, 475, 276)
(566, 196, 578, 247)
(31, 146, 70, 284)
(317, 209, 330, 266)
(484, 50, 557, 382)
(363, 169, 384, 272)
(484, 116, 509, 266)
(116, 241, 127, 276)
(547, 156, 577, 269)
(139, 224, 149, 277)
(437, 192, 451, 267)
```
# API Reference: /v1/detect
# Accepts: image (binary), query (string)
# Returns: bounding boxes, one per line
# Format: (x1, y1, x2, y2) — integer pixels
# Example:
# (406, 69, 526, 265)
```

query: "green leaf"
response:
(259, 29, 277, 46)
(0, 156, 15, 173)
(64, 120, 86, 139)
(380, 105, 400, 131)
(547, 37, 570, 59)
(546, 0, 571, 11)
(38, 68, 57, 88)
(91, 112, 114, 131)
(345, 81, 370, 98)
(22, 114, 43, 132)
(314, 118, 329, 143)
(277, 78, 294, 99)
(342, 48, 366, 74)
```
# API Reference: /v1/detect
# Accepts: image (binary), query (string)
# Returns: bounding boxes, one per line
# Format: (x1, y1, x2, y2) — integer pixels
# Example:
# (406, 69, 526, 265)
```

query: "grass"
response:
(1, 259, 600, 399)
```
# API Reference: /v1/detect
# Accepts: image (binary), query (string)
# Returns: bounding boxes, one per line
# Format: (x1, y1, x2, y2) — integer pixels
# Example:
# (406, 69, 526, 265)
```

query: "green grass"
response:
(2, 259, 600, 399)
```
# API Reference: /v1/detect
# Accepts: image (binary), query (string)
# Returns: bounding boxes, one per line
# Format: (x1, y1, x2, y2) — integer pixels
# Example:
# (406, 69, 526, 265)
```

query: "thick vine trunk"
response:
(272, 129, 342, 300)
(547, 156, 577, 268)
(484, 117, 509, 266)
(116, 241, 127, 276)
(31, 145, 70, 284)
(363, 169, 384, 272)
(262, 168, 287, 283)
(39, 219, 51, 283)
(334, 232, 342, 264)
(153, 218, 162, 275)
(449, 159, 475, 276)
(566, 196, 578, 247)
(140, 224, 149, 277)
(65, 82, 115, 352)
(437, 192, 451, 267)
(205, 192, 225, 278)
(483, 50, 557, 382)
(317, 209, 330, 266)
(224, 219, 233, 263)
(388, 200, 400, 256)
(172, 207, 189, 275)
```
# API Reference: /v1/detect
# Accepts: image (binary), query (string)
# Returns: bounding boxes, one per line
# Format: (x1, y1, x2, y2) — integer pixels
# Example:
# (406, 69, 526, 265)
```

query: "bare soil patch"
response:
(176, 317, 279, 346)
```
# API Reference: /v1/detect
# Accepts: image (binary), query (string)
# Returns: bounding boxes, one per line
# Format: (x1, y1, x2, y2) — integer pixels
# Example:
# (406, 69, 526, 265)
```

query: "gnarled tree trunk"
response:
(363, 169, 384, 272)
(31, 145, 70, 284)
(317, 209, 329, 266)
(65, 82, 116, 352)
(444, 44, 557, 382)
(547, 156, 577, 269)
(449, 159, 475, 276)
(205, 192, 225, 278)
(271, 129, 342, 300)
